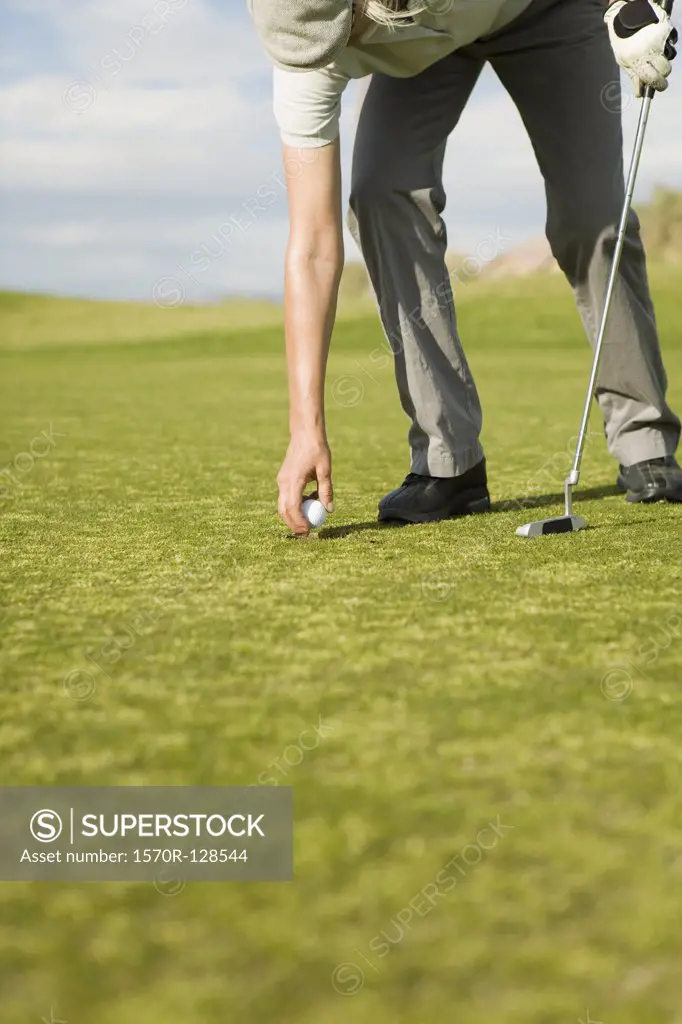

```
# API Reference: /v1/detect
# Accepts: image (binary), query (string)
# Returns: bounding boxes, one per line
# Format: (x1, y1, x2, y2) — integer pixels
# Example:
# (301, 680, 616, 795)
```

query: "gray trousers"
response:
(347, 0, 681, 476)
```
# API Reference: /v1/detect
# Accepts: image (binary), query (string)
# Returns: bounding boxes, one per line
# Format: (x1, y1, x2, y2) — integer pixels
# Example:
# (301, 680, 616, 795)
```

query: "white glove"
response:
(605, 0, 678, 96)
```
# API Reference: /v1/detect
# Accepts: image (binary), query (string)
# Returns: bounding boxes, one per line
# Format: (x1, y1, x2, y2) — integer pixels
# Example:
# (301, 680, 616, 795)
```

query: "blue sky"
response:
(1, 0, 681, 303)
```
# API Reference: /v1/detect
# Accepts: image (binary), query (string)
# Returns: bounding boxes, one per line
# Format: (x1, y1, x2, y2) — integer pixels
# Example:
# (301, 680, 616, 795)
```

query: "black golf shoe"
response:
(378, 460, 491, 524)
(617, 455, 682, 503)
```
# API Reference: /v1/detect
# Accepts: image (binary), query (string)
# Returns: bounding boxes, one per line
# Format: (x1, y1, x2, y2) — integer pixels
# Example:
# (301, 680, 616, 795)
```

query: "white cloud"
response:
(0, 0, 274, 197)
(0, 79, 266, 194)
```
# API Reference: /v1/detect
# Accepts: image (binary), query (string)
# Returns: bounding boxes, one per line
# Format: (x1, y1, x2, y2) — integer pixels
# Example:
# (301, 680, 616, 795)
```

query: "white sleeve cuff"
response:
(273, 66, 350, 149)
(279, 130, 338, 149)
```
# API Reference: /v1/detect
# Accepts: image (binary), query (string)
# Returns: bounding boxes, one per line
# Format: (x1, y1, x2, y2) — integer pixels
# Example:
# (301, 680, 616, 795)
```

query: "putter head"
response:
(516, 515, 587, 538)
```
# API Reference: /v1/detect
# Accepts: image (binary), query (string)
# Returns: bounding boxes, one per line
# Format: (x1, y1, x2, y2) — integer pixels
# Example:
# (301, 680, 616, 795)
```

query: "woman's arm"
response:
(277, 138, 344, 534)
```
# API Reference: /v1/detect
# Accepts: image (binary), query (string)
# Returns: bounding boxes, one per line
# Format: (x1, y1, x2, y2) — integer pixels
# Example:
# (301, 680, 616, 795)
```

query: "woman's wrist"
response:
(289, 412, 326, 439)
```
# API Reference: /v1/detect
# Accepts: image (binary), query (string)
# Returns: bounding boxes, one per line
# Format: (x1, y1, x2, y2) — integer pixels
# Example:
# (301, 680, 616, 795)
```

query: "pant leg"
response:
(486, 0, 681, 466)
(348, 54, 485, 477)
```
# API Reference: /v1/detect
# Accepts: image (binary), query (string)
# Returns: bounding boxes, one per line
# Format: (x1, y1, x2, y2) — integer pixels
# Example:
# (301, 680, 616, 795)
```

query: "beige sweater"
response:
(269, 0, 534, 147)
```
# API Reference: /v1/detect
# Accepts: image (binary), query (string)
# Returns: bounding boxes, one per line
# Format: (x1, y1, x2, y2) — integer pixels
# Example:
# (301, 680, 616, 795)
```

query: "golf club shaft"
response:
(563, 0, 674, 517)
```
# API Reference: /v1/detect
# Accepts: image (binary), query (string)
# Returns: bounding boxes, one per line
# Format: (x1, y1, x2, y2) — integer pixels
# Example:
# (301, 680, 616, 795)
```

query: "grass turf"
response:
(1, 273, 682, 1024)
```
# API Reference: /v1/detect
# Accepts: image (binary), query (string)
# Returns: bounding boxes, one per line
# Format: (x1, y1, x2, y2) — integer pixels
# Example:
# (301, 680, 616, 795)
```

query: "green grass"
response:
(0, 290, 287, 350)
(0, 286, 376, 351)
(1, 272, 682, 1024)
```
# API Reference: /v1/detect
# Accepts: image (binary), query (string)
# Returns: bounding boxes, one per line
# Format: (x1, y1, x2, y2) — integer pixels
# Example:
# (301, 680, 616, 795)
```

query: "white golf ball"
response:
(301, 498, 327, 529)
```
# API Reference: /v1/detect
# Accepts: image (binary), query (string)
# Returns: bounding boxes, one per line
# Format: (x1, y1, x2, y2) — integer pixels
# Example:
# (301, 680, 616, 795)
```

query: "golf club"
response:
(517, 0, 675, 538)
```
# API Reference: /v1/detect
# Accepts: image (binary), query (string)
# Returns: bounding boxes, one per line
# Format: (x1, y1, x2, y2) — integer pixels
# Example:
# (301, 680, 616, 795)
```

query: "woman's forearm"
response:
(282, 136, 344, 438)
(284, 240, 344, 436)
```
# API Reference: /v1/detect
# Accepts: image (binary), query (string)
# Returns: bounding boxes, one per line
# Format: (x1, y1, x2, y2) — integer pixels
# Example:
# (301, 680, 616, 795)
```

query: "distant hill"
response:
(479, 186, 682, 280)
(0, 292, 285, 350)
(478, 237, 559, 281)
(637, 186, 682, 264)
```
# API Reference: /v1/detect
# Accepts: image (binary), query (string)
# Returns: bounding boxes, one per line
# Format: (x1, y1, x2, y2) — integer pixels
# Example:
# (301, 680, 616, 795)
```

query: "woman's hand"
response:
(605, 0, 677, 95)
(277, 432, 333, 535)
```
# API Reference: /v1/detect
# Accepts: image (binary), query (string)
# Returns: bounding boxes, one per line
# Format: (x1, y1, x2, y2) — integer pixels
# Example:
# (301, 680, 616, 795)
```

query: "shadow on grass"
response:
(319, 521, 400, 540)
(318, 484, 622, 538)
(491, 483, 620, 513)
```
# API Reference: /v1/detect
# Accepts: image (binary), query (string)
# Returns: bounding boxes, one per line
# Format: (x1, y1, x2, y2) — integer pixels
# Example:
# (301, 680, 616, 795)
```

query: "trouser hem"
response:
(614, 429, 679, 468)
(410, 443, 485, 478)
